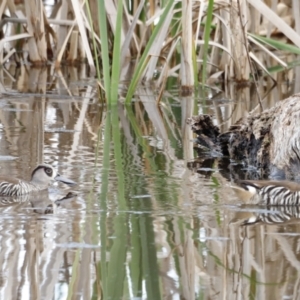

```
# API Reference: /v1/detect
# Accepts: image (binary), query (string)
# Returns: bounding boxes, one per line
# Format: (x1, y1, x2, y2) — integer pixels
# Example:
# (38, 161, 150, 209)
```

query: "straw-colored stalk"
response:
(25, 0, 47, 65)
(229, 0, 250, 81)
(181, 0, 194, 91)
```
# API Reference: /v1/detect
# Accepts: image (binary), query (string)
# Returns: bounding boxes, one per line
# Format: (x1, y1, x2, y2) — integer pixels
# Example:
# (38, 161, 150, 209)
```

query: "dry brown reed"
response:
(0, 0, 300, 94)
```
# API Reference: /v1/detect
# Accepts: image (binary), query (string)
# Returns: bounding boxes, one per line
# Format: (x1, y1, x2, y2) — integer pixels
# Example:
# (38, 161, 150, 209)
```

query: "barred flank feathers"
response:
(259, 185, 300, 206)
(236, 180, 300, 206)
(0, 181, 41, 196)
(243, 206, 300, 225)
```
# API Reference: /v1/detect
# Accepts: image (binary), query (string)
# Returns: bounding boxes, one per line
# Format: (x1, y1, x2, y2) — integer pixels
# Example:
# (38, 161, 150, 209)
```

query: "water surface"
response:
(0, 66, 300, 299)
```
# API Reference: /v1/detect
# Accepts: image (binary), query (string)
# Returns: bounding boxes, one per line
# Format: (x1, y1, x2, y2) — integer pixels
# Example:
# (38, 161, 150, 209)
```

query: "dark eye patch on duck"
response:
(31, 165, 48, 178)
(44, 168, 53, 176)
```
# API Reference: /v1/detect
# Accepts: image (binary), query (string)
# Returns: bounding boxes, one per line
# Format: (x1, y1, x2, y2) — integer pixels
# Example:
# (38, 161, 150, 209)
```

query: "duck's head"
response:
(30, 164, 76, 187)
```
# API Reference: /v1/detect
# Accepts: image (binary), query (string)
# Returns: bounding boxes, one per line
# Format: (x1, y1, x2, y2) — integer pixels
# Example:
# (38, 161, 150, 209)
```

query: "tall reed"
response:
(1, 0, 300, 103)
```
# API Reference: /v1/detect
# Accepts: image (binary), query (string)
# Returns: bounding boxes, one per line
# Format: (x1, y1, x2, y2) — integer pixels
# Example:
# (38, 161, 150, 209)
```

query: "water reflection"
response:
(1, 66, 300, 299)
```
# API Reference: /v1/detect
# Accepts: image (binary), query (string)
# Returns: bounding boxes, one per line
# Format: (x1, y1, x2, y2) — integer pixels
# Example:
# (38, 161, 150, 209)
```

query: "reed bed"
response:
(1, 0, 300, 103)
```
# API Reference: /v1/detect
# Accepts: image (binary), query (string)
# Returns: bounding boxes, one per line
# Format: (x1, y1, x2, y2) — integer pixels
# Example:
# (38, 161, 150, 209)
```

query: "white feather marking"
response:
(246, 185, 258, 195)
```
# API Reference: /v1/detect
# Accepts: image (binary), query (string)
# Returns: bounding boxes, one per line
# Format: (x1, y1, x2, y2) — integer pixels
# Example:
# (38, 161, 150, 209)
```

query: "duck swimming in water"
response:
(233, 180, 300, 206)
(0, 164, 76, 196)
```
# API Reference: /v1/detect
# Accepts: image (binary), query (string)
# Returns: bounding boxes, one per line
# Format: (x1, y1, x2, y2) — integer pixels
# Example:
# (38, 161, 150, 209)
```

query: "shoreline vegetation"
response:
(188, 93, 300, 180)
(1, 0, 300, 103)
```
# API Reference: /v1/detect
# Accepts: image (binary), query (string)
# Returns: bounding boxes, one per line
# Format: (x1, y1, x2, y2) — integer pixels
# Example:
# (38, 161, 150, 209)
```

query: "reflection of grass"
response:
(99, 114, 111, 210)
(67, 249, 81, 300)
(107, 213, 128, 299)
(98, 113, 111, 299)
(100, 107, 128, 298)
(94, 105, 165, 298)
(201, 242, 285, 286)
(126, 105, 158, 170)
(249, 269, 256, 300)
(111, 107, 127, 210)
(129, 214, 143, 296)
(140, 214, 162, 299)
(92, 94, 193, 298)
(211, 176, 221, 226)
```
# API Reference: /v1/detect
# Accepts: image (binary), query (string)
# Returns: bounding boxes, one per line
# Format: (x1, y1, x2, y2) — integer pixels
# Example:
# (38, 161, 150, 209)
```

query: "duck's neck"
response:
(29, 178, 50, 190)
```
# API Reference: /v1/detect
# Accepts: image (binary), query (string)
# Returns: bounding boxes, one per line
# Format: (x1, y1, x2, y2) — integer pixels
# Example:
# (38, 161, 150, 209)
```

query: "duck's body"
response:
(234, 180, 300, 206)
(0, 177, 43, 196)
(0, 164, 75, 196)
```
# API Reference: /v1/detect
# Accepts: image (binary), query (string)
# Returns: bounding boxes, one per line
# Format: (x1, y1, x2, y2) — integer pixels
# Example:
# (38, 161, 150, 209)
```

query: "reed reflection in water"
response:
(1, 66, 300, 299)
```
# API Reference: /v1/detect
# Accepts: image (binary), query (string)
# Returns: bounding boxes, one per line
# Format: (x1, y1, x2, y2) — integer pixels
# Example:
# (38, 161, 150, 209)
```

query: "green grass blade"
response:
(124, 0, 175, 104)
(201, 0, 214, 85)
(192, 39, 199, 91)
(249, 33, 300, 54)
(97, 0, 111, 102)
(110, 0, 124, 104)
(86, 2, 101, 80)
(267, 59, 300, 73)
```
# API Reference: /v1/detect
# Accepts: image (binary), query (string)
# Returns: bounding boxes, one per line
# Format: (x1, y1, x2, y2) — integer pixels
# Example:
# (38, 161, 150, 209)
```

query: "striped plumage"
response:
(0, 164, 76, 196)
(236, 180, 300, 206)
(243, 205, 300, 225)
(0, 180, 43, 196)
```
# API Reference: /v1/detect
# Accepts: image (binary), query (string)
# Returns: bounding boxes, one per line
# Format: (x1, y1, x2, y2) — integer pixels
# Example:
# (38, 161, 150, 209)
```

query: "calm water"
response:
(1, 66, 300, 299)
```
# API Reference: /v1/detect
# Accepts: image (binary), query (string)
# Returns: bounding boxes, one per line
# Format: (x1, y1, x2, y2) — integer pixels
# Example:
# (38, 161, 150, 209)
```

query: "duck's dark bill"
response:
(55, 175, 76, 186)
